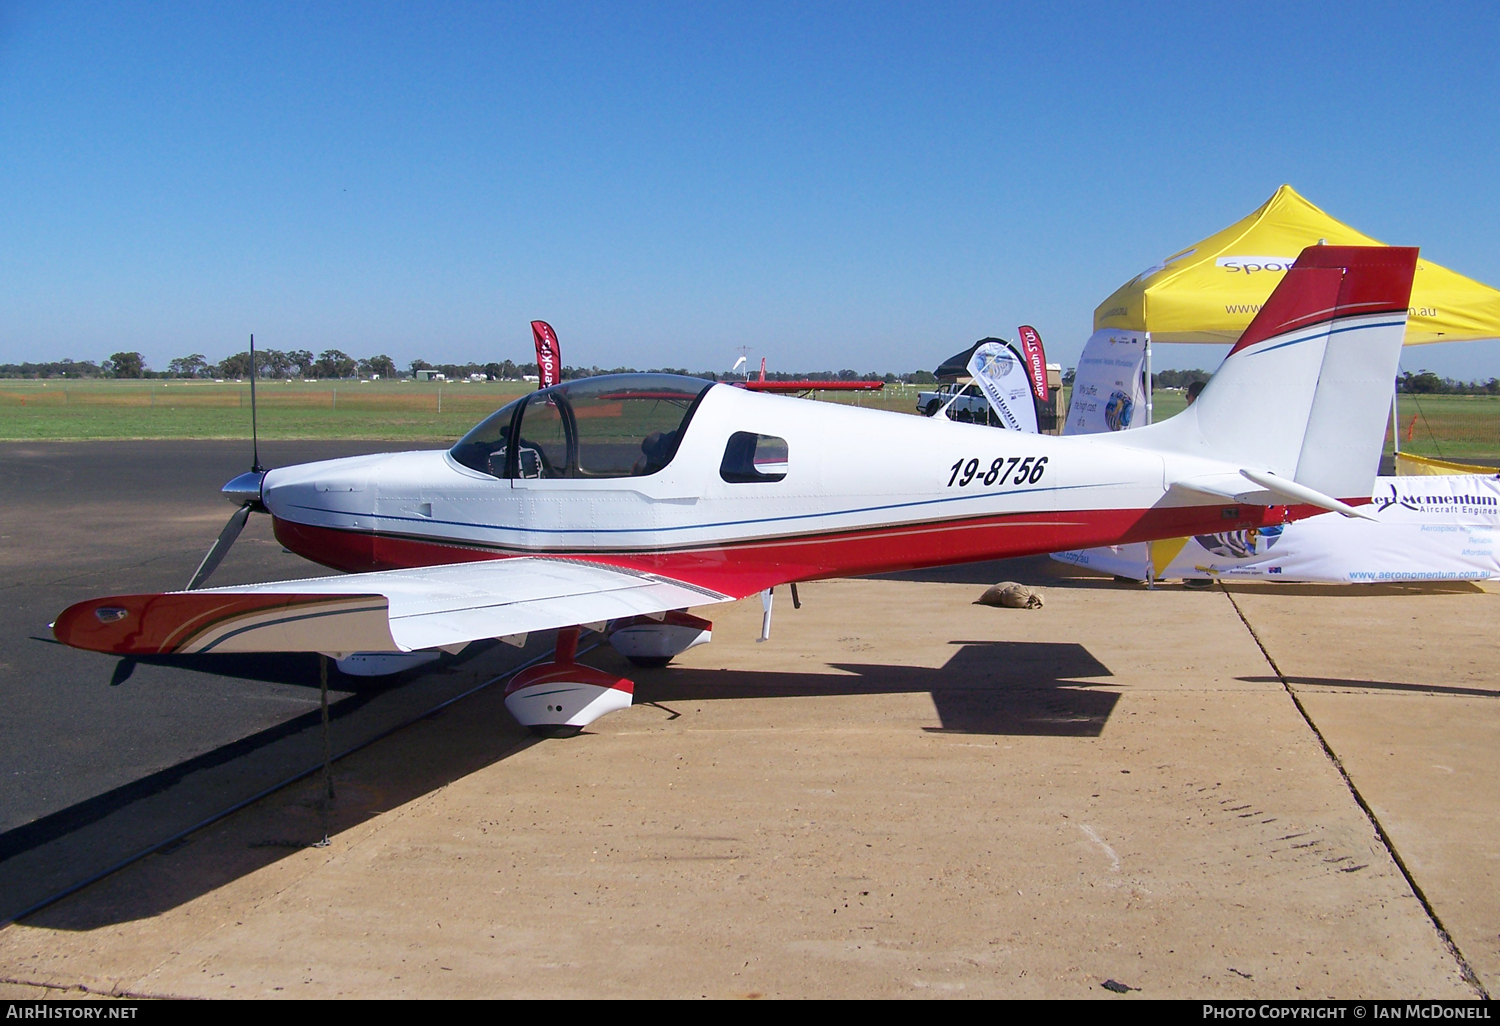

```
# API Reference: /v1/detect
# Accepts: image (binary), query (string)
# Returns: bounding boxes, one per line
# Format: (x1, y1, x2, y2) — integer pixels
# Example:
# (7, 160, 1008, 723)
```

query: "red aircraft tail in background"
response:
(736, 354, 883, 393)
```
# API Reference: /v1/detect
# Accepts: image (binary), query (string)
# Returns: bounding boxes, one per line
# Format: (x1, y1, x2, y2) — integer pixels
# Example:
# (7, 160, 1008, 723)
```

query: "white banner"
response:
(966, 341, 1038, 433)
(1063, 329, 1148, 435)
(1052, 474, 1500, 583)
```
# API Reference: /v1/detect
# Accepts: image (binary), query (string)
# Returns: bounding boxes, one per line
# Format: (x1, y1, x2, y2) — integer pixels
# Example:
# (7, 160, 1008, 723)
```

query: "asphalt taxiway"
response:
(0, 442, 1495, 998)
(0, 441, 549, 922)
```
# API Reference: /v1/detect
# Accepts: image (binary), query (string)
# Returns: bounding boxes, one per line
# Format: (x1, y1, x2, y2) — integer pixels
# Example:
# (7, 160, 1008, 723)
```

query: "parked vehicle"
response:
(916, 382, 995, 423)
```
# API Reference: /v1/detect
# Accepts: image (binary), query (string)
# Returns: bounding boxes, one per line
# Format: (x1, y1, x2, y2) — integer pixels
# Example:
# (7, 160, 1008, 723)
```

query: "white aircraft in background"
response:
(56, 246, 1417, 736)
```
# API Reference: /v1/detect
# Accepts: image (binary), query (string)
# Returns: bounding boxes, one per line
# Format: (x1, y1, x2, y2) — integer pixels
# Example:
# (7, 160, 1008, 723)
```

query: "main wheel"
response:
(528, 724, 584, 738)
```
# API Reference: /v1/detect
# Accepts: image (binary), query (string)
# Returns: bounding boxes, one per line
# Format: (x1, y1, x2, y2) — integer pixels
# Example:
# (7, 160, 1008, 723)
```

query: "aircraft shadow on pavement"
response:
(27, 635, 454, 691)
(16, 639, 1112, 930)
(18, 669, 540, 932)
(100, 648, 469, 690)
(0, 651, 472, 857)
(871, 554, 1144, 590)
(636, 640, 1120, 737)
(0, 640, 540, 927)
(881, 558, 1491, 597)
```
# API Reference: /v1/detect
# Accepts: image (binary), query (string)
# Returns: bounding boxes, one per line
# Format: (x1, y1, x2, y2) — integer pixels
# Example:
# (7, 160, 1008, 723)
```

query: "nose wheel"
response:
(504, 627, 634, 737)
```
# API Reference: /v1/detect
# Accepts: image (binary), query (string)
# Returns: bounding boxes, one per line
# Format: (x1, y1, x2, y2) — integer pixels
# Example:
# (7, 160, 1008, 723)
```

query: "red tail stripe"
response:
(1228, 246, 1418, 356)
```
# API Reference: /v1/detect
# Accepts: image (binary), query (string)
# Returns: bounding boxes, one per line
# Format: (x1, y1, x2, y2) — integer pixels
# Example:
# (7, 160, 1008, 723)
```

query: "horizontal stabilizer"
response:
(1238, 469, 1378, 521)
(1169, 470, 1377, 521)
(54, 556, 735, 657)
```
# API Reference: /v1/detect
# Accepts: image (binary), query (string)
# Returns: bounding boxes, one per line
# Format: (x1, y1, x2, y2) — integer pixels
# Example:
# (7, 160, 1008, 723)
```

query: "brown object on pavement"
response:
(978, 582, 1044, 608)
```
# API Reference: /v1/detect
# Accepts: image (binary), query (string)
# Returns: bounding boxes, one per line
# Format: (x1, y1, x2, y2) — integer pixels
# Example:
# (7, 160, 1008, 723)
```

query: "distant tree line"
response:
(11, 354, 1500, 397)
(1398, 370, 1500, 395)
(0, 350, 403, 380)
(2, 351, 950, 383)
(171, 349, 401, 380)
(410, 359, 541, 380)
(1067, 367, 1500, 396)
(1153, 368, 1212, 389)
(0, 359, 107, 378)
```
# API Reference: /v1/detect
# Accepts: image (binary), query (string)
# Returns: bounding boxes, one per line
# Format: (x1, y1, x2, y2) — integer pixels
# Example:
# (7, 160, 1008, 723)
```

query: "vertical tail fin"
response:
(1136, 245, 1416, 501)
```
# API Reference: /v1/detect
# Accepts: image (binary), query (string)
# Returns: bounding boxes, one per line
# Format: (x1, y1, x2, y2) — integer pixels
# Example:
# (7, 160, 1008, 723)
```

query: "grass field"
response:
(1, 379, 1496, 459)
(0, 379, 534, 443)
(1148, 389, 1500, 459)
(0, 379, 934, 443)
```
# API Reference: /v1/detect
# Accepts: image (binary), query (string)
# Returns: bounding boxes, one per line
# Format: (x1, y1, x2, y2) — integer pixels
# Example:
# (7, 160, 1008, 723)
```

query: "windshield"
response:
(448, 396, 525, 477)
(448, 374, 715, 479)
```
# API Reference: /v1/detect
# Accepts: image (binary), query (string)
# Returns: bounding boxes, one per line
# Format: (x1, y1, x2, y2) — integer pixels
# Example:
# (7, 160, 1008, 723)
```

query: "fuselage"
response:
(260, 377, 1297, 596)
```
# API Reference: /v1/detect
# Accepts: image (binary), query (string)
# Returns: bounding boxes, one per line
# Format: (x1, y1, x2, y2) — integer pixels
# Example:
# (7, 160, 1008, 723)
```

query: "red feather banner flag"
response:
(531, 321, 561, 389)
(1016, 325, 1049, 403)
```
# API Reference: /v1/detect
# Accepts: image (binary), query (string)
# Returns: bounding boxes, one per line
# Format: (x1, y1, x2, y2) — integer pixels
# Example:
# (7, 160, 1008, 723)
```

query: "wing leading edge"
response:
(53, 556, 736, 658)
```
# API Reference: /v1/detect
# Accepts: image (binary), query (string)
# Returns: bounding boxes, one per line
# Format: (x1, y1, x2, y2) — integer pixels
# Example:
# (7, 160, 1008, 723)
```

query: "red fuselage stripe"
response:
(272, 500, 1328, 598)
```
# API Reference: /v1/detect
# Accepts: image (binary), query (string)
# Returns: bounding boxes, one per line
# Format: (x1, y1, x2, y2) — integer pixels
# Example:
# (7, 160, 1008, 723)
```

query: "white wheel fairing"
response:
(503, 660, 635, 731)
(608, 622, 710, 659)
(334, 651, 441, 676)
(505, 680, 633, 730)
(608, 612, 713, 660)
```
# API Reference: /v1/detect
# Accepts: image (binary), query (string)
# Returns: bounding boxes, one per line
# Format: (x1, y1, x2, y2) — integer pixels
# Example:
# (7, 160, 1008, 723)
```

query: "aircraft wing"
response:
(53, 557, 737, 658)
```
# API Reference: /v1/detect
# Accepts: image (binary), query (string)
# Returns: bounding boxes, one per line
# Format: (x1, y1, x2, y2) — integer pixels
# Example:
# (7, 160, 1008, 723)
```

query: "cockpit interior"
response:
(448, 374, 715, 480)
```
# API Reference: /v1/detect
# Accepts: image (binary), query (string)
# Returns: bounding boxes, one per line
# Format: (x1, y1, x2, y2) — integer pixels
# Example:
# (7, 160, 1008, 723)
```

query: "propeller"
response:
(185, 334, 269, 591)
(186, 503, 253, 591)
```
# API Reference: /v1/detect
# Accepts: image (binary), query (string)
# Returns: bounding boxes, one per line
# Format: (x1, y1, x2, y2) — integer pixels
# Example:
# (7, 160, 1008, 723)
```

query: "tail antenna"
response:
(249, 333, 263, 473)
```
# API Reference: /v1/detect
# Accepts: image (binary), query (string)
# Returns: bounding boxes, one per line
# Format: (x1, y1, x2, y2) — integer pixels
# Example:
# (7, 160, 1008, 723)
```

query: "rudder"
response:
(1291, 247, 1417, 498)
(1139, 245, 1416, 501)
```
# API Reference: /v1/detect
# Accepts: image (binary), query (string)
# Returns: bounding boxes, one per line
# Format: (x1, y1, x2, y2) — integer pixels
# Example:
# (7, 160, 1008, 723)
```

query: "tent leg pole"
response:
(1143, 333, 1153, 426)
(1143, 334, 1155, 589)
(1391, 386, 1401, 458)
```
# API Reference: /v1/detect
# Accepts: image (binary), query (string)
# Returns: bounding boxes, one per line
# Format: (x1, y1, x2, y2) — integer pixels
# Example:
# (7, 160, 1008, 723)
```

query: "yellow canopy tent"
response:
(1083, 186, 1500, 574)
(1094, 184, 1500, 345)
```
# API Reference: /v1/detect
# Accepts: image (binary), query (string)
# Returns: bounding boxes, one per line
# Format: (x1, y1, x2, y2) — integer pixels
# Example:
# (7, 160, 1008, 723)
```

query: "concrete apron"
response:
(1223, 581, 1500, 997)
(0, 575, 1481, 998)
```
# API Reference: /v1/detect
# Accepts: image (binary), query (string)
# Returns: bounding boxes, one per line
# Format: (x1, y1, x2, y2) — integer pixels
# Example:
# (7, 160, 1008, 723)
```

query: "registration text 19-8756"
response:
(947, 456, 1048, 489)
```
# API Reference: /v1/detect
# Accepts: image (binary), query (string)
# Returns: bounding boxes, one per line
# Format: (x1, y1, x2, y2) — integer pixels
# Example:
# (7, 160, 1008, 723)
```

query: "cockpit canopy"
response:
(448, 374, 716, 480)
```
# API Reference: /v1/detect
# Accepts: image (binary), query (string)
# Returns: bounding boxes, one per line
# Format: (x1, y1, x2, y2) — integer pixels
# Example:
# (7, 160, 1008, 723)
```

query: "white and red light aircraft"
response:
(56, 246, 1417, 735)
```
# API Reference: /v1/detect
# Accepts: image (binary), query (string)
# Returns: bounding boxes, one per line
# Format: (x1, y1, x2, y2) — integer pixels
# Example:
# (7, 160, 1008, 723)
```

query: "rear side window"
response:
(720, 432, 789, 483)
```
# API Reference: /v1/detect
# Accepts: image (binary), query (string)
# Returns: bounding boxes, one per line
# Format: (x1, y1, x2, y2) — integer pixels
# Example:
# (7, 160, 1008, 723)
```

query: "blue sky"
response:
(2, 1, 1498, 377)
